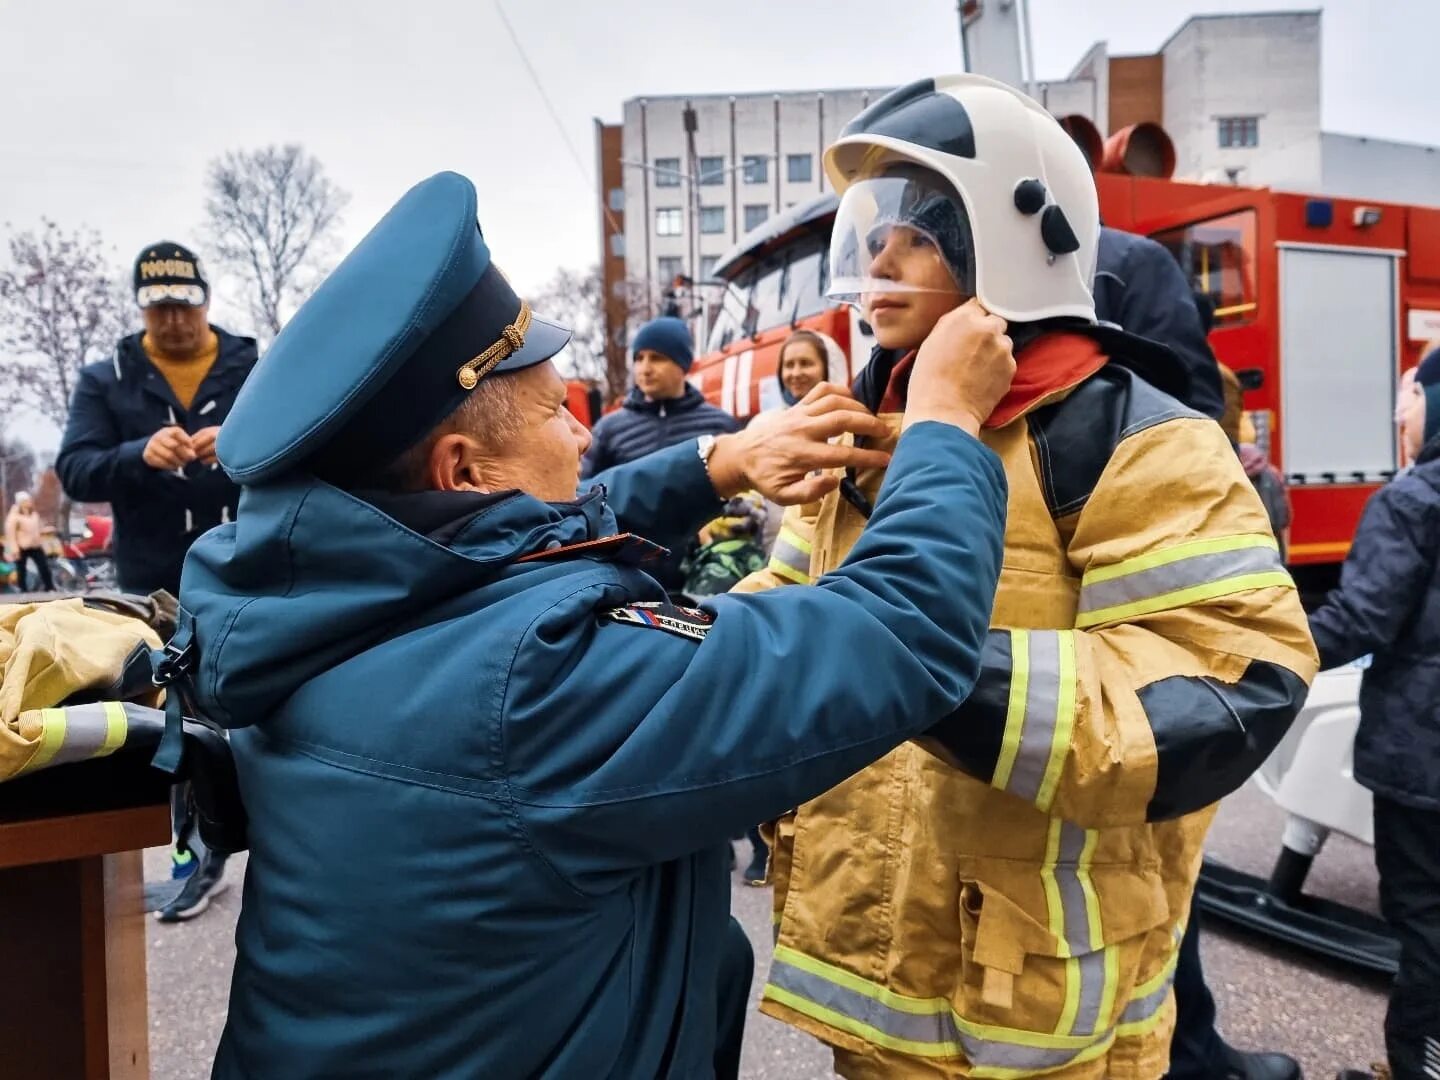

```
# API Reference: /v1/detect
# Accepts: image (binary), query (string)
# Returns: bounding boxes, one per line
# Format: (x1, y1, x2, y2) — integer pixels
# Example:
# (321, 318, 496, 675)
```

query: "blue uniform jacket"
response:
(55, 328, 258, 594)
(182, 424, 1006, 1079)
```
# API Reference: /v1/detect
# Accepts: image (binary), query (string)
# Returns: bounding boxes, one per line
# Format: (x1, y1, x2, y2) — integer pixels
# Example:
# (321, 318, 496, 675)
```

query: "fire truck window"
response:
(789, 245, 832, 321)
(705, 266, 755, 353)
(745, 255, 791, 338)
(1152, 210, 1258, 326)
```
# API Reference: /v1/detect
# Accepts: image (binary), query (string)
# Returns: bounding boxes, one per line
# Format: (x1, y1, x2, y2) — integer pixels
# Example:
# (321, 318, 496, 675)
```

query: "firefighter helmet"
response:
(825, 74, 1099, 325)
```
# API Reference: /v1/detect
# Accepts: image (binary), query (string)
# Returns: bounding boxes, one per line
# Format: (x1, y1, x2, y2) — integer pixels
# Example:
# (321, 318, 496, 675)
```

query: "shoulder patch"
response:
(601, 600, 714, 642)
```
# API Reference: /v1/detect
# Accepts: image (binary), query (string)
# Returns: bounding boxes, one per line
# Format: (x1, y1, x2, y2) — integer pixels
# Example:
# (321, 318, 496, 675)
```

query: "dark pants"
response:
(18, 547, 53, 591)
(1165, 911, 1224, 1079)
(715, 916, 754, 1080)
(1374, 796, 1440, 1079)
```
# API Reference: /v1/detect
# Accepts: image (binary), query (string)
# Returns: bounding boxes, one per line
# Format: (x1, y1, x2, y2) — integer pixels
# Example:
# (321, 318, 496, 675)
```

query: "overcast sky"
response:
(3, 0, 1438, 450)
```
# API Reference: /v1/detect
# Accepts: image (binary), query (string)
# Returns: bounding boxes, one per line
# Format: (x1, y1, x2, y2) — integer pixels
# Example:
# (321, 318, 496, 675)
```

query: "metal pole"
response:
(957, 1, 972, 72)
(1018, 0, 1039, 98)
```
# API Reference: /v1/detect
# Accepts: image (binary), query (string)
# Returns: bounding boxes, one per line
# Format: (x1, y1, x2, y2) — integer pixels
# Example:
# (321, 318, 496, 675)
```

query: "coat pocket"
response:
(953, 842, 1172, 1073)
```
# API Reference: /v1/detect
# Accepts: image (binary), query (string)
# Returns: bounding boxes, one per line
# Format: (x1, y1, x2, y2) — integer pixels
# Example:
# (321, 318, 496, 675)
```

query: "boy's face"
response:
(861, 224, 966, 351)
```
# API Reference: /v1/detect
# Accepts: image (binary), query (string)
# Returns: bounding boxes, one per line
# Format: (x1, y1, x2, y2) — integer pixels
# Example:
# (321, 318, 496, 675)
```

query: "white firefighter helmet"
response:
(824, 74, 1099, 325)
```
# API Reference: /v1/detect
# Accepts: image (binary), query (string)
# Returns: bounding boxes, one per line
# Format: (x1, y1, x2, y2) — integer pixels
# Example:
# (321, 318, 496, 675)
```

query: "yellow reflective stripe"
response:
(774, 946, 947, 1014)
(98, 701, 128, 757)
(1041, 818, 1067, 955)
(1082, 534, 1277, 587)
(1098, 945, 1121, 1035)
(778, 526, 812, 555)
(1075, 572, 1295, 629)
(1034, 631, 1076, 811)
(990, 630, 1029, 792)
(767, 946, 1130, 1076)
(1078, 829, 1102, 950)
(764, 983, 962, 1059)
(24, 708, 68, 773)
(767, 557, 810, 585)
(1055, 955, 1082, 1038)
(768, 946, 1117, 1050)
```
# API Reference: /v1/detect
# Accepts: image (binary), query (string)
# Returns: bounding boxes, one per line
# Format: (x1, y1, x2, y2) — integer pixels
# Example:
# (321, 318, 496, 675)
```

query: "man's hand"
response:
(143, 426, 196, 471)
(904, 299, 1016, 436)
(707, 383, 893, 505)
(191, 426, 221, 466)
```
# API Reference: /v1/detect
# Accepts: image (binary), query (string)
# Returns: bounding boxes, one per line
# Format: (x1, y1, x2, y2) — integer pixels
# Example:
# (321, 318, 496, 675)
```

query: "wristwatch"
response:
(697, 434, 719, 483)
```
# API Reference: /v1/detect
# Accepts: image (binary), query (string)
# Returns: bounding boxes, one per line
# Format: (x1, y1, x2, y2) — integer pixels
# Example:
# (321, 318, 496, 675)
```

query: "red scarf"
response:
(877, 333, 1108, 428)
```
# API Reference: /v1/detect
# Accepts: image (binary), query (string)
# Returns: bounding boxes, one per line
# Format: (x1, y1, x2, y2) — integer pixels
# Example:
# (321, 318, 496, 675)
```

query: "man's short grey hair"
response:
(343, 371, 524, 493)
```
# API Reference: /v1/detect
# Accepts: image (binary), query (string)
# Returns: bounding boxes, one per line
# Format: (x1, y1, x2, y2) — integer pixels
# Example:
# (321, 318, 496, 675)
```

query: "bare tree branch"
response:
(530, 265, 649, 403)
(203, 144, 349, 342)
(0, 220, 132, 429)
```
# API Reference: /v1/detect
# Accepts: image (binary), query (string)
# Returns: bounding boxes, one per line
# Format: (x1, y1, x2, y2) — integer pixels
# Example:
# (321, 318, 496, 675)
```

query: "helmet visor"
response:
(826, 173, 975, 306)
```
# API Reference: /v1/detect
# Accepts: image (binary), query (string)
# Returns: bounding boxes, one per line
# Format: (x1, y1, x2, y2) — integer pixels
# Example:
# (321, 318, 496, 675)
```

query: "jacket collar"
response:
(623, 383, 705, 415)
(855, 333, 1108, 427)
(117, 326, 257, 381)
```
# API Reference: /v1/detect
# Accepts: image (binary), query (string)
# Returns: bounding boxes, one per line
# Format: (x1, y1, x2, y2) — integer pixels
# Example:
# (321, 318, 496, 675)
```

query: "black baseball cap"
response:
(134, 242, 209, 308)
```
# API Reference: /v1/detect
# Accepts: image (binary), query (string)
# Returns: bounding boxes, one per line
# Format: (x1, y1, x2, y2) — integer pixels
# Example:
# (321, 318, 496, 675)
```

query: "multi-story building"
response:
(593, 87, 887, 371)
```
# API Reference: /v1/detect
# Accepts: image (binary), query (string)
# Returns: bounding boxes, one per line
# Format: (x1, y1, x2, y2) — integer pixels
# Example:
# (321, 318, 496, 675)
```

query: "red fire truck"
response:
(689, 120, 1440, 596)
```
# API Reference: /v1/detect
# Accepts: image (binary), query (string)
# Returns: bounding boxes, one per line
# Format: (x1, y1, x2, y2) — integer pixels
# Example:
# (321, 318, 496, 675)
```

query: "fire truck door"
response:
(1280, 246, 1399, 484)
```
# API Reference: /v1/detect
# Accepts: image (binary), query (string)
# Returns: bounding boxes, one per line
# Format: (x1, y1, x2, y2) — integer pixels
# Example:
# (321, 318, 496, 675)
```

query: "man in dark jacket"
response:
(55, 241, 256, 921)
(581, 316, 740, 476)
(581, 316, 741, 589)
(1095, 226, 1300, 1080)
(56, 242, 258, 598)
(1311, 348, 1440, 1080)
(1095, 226, 1225, 423)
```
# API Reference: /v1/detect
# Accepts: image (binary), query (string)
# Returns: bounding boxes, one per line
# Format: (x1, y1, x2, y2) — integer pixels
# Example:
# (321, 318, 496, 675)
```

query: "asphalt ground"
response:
(145, 781, 1389, 1079)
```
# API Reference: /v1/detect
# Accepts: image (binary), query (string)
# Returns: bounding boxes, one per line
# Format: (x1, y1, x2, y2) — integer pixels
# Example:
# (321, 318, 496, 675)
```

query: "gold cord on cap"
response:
(457, 301, 533, 390)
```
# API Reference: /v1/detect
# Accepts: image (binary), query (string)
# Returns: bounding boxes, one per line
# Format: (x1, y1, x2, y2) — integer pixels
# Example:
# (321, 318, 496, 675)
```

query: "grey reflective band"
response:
(18, 702, 134, 775)
(764, 947, 1116, 1070)
(992, 630, 1076, 812)
(1076, 535, 1292, 629)
(768, 528, 813, 584)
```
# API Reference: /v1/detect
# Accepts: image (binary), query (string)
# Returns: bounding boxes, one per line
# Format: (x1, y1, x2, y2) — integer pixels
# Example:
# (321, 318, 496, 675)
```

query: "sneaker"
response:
(171, 845, 198, 880)
(155, 852, 229, 922)
(743, 857, 769, 886)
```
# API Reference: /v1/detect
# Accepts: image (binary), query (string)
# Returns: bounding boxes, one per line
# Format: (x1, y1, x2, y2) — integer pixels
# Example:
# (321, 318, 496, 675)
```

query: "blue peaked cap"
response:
(218, 172, 572, 485)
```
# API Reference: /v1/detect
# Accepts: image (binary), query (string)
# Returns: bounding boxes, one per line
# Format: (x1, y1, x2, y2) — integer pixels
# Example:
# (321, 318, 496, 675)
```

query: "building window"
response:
(700, 206, 726, 234)
(1217, 117, 1259, 149)
(655, 207, 683, 236)
(607, 187, 624, 212)
(743, 155, 769, 184)
(700, 255, 719, 279)
(656, 256, 684, 284)
(699, 156, 725, 185)
(653, 157, 682, 186)
(787, 153, 813, 183)
(744, 204, 769, 232)
(609, 233, 625, 258)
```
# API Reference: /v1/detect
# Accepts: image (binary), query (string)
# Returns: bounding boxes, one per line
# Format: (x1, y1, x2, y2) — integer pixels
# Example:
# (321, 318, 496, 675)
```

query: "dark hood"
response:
(179, 475, 617, 728)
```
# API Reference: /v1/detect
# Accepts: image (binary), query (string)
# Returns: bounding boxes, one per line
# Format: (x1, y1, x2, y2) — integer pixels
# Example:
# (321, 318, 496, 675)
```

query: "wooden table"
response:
(0, 755, 171, 1079)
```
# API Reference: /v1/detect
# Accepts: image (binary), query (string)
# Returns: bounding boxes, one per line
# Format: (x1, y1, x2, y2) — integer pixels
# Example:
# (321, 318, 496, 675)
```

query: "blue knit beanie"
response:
(632, 316, 694, 373)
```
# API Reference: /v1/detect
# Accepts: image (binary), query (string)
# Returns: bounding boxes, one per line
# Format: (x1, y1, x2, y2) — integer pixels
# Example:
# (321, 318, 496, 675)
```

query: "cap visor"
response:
(489, 314, 573, 375)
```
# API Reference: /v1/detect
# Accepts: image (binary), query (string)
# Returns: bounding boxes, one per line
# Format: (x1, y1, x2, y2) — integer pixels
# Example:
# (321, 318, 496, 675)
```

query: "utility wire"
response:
(492, 0, 623, 238)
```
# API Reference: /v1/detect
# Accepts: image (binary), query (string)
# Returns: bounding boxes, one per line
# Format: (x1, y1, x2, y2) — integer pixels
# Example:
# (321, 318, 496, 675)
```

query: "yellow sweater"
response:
(142, 331, 219, 411)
